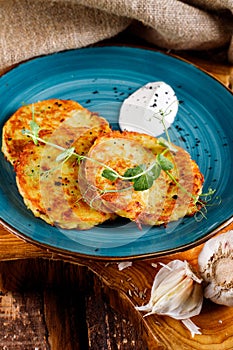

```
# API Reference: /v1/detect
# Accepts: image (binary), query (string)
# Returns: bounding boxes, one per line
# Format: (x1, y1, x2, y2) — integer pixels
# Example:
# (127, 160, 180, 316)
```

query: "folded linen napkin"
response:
(0, 0, 232, 73)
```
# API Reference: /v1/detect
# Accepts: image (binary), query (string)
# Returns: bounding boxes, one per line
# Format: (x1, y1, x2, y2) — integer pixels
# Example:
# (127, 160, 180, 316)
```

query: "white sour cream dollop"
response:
(119, 82, 179, 136)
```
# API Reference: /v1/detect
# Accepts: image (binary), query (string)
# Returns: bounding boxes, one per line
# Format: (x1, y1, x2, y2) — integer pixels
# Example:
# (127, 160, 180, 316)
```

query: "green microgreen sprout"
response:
(194, 188, 220, 221)
(27, 104, 40, 145)
(102, 148, 174, 192)
(55, 147, 76, 163)
(149, 99, 179, 143)
(124, 163, 160, 191)
(157, 137, 177, 153)
(102, 161, 163, 191)
(41, 147, 77, 179)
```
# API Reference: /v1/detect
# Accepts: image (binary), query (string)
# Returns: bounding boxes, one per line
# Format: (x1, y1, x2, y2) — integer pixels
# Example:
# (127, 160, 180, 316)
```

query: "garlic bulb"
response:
(136, 260, 203, 335)
(198, 230, 233, 306)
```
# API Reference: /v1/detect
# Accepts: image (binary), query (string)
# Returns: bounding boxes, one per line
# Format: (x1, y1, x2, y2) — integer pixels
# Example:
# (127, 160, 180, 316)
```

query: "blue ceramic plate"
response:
(0, 46, 232, 259)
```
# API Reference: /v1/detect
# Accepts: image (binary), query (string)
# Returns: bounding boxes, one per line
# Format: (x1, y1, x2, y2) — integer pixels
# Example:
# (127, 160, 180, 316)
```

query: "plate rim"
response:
(1, 215, 233, 261)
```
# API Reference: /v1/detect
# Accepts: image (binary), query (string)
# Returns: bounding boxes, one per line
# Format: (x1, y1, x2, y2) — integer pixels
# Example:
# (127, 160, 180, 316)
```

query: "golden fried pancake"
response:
(15, 109, 114, 229)
(15, 140, 52, 224)
(80, 131, 204, 226)
(122, 132, 204, 225)
(138, 141, 204, 225)
(79, 131, 156, 221)
(2, 99, 84, 165)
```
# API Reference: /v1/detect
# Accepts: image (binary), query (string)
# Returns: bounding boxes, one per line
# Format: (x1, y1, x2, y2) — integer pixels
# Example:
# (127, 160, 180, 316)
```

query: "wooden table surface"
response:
(0, 43, 233, 349)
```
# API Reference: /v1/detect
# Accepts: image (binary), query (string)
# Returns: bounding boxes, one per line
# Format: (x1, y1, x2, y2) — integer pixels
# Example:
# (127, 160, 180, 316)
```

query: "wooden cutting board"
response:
(0, 222, 233, 349)
(0, 50, 232, 349)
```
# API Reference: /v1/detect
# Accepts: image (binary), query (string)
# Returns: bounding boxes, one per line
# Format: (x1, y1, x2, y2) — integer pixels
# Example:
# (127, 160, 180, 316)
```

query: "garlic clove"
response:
(175, 283, 203, 319)
(136, 259, 203, 320)
(198, 230, 233, 306)
(150, 276, 194, 317)
(150, 266, 185, 304)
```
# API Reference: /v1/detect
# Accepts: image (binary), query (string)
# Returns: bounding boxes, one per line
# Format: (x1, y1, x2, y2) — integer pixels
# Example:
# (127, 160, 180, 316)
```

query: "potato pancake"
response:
(138, 141, 204, 225)
(79, 131, 156, 221)
(80, 131, 204, 226)
(2, 99, 84, 165)
(15, 109, 114, 229)
(15, 139, 52, 224)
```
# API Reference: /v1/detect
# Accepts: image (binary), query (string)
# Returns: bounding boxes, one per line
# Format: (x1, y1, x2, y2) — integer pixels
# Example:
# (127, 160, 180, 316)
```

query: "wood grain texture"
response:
(0, 259, 149, 349)
(0, 290, 50, 349)
(0, 47, 233, 349)
(0, 222, 233, 349)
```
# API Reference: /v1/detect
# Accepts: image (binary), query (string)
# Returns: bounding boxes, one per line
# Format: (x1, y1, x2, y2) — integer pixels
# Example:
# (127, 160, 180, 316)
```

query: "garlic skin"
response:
(136, 260, 203, 321)
(117, 261, 132, 271)
(198, 230, 233, 306)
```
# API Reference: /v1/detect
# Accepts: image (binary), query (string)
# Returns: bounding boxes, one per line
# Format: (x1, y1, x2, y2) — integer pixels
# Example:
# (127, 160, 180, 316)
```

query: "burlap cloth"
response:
(0, 0, 233, 73)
